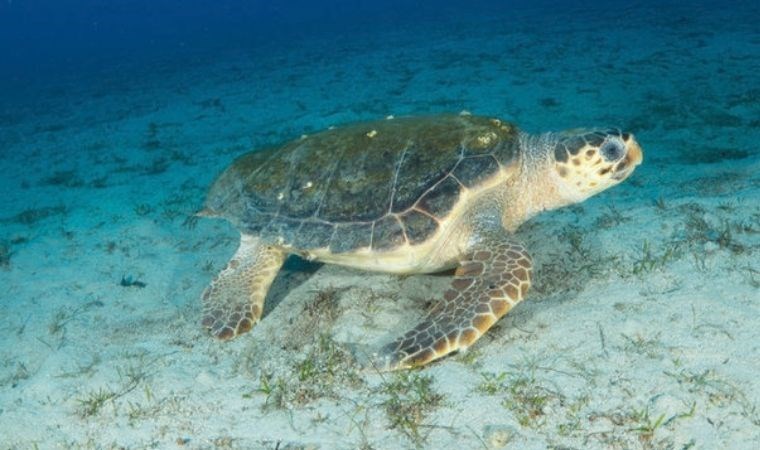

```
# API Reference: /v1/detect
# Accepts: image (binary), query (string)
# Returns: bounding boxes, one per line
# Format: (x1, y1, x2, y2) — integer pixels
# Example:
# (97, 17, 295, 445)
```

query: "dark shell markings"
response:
(205, 115, 520, 253)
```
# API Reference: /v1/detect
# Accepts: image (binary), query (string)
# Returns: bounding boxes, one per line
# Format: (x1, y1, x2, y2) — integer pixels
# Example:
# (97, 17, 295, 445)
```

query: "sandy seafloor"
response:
(1, 2, 759, 449)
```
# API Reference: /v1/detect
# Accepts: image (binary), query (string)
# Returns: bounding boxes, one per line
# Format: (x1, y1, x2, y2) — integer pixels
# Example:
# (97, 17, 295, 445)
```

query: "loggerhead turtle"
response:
(198, 114, 643, 370)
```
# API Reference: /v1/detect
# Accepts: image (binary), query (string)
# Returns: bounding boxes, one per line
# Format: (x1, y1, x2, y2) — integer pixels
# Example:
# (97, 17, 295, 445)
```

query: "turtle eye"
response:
(600, 141, 624, 162)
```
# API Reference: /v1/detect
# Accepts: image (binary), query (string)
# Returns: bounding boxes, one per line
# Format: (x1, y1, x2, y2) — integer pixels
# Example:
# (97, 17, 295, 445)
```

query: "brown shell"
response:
(205, 115, 519, 252)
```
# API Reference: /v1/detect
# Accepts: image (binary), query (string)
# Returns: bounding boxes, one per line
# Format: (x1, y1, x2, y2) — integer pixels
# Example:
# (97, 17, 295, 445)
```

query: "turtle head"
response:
(550, 128, 643, 202)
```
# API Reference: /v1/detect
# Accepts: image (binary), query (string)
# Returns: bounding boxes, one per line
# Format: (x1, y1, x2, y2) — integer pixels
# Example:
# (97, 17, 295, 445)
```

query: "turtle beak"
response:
(626, 137, 643, 166)
(612, 136, 643, 181)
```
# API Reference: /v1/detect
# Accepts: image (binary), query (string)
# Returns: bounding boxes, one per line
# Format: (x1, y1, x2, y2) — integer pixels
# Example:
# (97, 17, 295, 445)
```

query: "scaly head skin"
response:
(504, 128, 643, 231)
(551, 129, 643, 200)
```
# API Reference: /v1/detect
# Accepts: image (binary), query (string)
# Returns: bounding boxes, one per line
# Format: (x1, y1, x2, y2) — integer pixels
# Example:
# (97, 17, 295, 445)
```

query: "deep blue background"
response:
(0, 0, 756, 98)
(0, 0, 537, 80)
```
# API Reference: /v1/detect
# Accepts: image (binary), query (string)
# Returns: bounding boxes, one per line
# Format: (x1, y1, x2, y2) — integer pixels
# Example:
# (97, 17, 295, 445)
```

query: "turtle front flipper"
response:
(375, 240, 532, 371)
(201, 234, 285, 340)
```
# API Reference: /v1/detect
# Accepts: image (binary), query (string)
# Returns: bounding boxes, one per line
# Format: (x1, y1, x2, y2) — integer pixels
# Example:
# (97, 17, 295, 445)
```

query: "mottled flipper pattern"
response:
(201, 235, 285, 339)
(376, 241, 532, 370)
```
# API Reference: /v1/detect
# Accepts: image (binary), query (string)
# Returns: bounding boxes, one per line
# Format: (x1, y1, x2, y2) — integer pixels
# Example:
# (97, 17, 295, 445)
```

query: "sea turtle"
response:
(198, 114, 643, 370)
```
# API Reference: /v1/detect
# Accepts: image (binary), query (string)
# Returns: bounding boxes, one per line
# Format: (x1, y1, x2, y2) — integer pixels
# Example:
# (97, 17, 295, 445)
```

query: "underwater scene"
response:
(0, 0, 758, 448)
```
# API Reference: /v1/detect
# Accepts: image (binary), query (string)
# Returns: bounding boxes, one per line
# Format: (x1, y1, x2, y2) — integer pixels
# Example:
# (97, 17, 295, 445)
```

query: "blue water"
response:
(0, 0, 758, 448)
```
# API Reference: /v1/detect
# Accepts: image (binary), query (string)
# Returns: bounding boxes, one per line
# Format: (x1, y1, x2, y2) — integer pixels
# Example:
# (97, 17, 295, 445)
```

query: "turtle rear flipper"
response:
(201, 235, 285, 340)
(374, 240, 532, 371)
